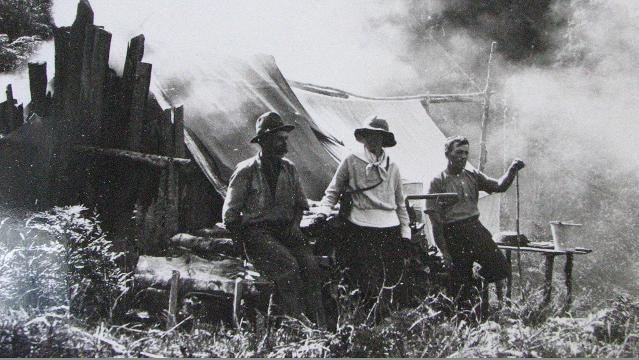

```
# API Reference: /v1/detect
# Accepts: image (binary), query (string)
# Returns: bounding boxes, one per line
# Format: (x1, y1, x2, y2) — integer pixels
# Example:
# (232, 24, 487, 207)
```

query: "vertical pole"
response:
(233, 277, 244, 328)
(564, 253, 573, 309)
(505, 250, 512, 300)
(167, 270, 180, 329)
(543, 254, 555, 306)
(478, 41, 496, 172)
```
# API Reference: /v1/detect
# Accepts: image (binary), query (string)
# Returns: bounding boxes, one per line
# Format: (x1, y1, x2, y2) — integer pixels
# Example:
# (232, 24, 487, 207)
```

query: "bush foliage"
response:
(0, 206, 638, 357)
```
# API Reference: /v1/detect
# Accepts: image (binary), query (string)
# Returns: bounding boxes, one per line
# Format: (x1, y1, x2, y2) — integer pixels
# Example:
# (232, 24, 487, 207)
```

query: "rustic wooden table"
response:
(496, 244, 592, 307)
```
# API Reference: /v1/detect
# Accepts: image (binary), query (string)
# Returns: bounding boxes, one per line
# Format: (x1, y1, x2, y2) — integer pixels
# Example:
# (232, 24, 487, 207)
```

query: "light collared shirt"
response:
(425, 168, 500, 224)
(222, 154, 308, 227)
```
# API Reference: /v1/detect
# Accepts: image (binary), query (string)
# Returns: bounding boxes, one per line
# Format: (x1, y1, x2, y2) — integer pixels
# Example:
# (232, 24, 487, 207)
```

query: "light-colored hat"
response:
(250, 111, 295, 143)
(354, 115, 396, 147)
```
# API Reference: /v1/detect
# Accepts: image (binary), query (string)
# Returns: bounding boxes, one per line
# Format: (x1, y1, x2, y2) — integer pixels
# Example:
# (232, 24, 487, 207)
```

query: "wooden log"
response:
(543, 254, 555, 306)
(427, 96, 481, 104)
(290, 80, 485, 103)
(173, 106, 185, 158)
(126, 62, 152, 151)
(134, 255, 271, 296)
(28, 62, 47, 116)
(170, 233, 238, 257)
(73, 145, 194, 168)
(167, 270, 180, 329)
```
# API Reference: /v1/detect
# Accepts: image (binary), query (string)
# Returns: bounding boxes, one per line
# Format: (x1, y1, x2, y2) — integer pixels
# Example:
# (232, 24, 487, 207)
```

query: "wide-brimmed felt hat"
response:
(250, 111, 295, 143)
(354, 115, 396, 147)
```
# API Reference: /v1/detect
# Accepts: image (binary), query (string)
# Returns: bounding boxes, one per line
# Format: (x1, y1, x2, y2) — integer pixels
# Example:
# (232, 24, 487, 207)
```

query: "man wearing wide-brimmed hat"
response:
(222, 111, 325, 326)
(313, 115, 412, 313)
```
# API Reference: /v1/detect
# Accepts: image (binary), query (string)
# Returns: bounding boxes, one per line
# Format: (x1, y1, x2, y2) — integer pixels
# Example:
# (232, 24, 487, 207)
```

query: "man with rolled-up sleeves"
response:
(425, 135, 525, 305)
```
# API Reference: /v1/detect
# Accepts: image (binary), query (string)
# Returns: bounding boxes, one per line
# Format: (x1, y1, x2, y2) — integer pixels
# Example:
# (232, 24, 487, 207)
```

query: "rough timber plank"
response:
(126, 62, 152, 151)
(87, 27, 111, 140)
(28, 62, 48, 116)
(173, 106, 185, 158)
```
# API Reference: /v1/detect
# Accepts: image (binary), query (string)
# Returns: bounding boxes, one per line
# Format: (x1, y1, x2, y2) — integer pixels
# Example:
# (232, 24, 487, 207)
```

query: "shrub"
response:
(0, 205, 129, 322)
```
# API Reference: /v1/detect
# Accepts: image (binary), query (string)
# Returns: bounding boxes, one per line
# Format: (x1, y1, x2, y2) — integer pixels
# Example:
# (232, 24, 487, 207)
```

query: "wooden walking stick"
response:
(515, 173, 526, 300)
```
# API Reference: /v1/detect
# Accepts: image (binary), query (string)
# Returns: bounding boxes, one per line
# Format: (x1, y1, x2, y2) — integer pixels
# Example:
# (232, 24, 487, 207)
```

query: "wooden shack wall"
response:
(0, 0, 222, 255)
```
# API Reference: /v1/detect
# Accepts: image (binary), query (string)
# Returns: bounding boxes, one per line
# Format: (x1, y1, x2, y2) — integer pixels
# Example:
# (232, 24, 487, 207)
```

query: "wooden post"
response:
(159, 109, 175, 157)
(505, 249, 512, 300)
(233, 277, 244, 328)
(173, 105, 185, 158)
(80, 24, 97, 110)
(28, 62, 48, 116)
(15, 104, 23, 129)
(120, 35, 145, 137)
(543, 254, 555, 306)
(564, 253, 573, 309)
(122, 35, 145, 86)
(81, 27, 111, 208)
(480, 283, 489, 318)
(166, 161, 179, 236)
(53, 26, 70, 115)
(167, 270, 180, 329)
(5, 85, 19, 132)
(63, 0, 93, 125)
(126, 62, 152, 151)
(0, 102, 7, 134)
(478, 41, 496, 172)
(87, 27, 111, 140)
(169, 106, 184, 234)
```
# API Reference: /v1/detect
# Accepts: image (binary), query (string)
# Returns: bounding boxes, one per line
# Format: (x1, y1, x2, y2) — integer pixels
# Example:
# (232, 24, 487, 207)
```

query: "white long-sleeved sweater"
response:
(318, 152, 411, 239)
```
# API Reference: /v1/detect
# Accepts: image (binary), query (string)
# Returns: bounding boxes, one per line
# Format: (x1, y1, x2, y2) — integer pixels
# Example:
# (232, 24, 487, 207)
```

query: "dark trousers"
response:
(444, 216, 510, 302)
(238, 224, 325, 325)
(340, 222, 407, 306)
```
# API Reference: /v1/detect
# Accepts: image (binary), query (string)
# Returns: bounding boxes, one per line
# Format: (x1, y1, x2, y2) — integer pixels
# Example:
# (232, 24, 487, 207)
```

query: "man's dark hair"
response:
(444, 136, 469, 156)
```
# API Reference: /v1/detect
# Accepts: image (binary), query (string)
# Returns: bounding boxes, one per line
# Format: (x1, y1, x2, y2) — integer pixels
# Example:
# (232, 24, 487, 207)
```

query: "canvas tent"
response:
(151, 54, 500, 234)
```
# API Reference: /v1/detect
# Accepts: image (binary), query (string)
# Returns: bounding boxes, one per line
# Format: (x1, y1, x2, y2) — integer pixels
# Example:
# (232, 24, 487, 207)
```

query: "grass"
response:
(0, 205, 637, 358)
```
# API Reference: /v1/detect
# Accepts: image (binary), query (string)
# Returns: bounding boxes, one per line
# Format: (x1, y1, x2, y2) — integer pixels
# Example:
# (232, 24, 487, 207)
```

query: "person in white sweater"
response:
(314, 115, 412, 307)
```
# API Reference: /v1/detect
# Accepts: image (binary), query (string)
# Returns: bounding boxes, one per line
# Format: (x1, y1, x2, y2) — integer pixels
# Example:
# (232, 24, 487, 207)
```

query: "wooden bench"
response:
(496, 243, 592, 308)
